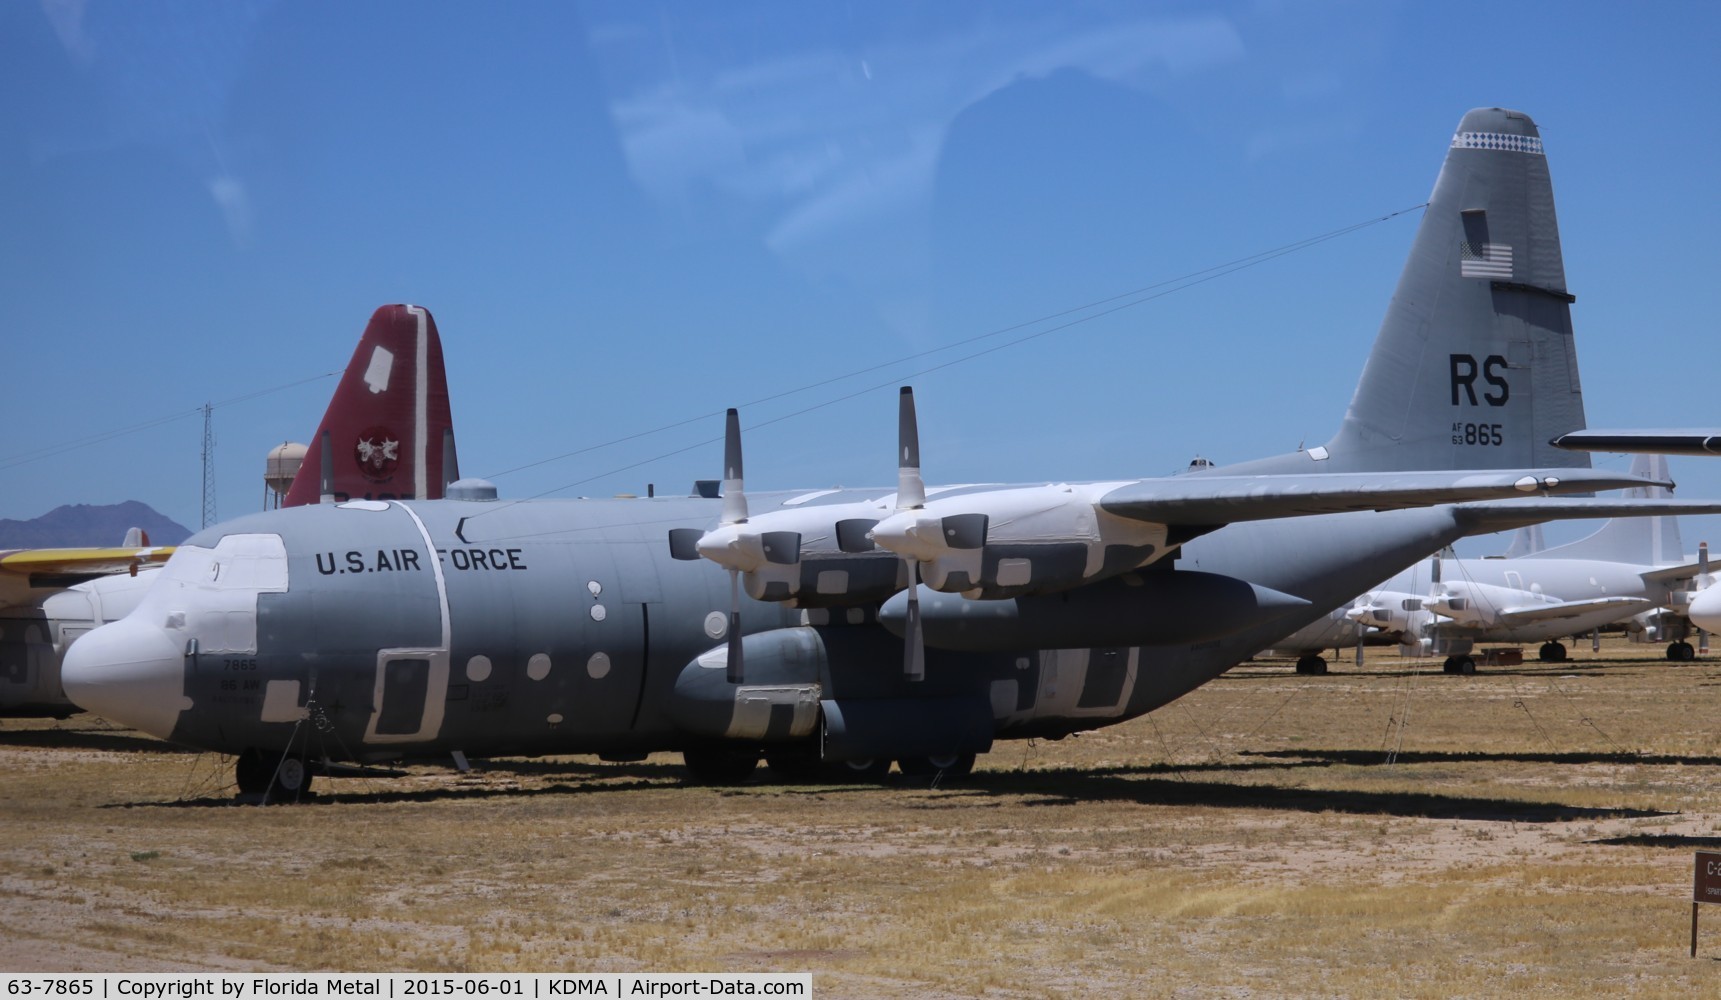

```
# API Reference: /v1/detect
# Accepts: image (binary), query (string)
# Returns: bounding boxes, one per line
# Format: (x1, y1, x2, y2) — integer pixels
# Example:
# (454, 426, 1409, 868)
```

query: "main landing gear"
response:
(1667, 641, 1697, 662)
(235, 750, 313, 800)
(1442, 654, 1476, 675)
(682, 747, 976, 786)
(1294, 655, 1328, 675)
(1538, 642, 1567, 663)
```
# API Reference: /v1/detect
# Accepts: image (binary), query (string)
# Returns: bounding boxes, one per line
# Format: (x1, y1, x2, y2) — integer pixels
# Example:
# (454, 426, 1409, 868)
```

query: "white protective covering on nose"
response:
(60, 533, 288, 737)
(61, 617, 189, 739)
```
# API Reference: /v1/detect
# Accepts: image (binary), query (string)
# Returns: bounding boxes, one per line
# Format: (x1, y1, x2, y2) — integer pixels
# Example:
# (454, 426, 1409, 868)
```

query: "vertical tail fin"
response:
(1220, 108, 1588, 477)
(1537, 454, 1686, 564)
(282, 304, 457, 506)
(1501, 524, 1545, 558)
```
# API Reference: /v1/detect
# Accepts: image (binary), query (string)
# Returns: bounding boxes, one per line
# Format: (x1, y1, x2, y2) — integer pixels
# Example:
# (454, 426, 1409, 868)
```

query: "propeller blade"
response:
(903, 560, 925, 682)
(726, 569, 744, 684)
(897, 387, 925, 511)
(720, 408, 747, 526)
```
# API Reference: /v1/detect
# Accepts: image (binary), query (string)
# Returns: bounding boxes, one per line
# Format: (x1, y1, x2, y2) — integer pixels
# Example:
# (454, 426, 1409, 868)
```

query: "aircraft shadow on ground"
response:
(1245, 748, 1721, 768)
(105, 752, 1678, 818)
(1591, 833, 1721, 848)
(116, 776, 678, 809)
(924, 766, 1670, 823)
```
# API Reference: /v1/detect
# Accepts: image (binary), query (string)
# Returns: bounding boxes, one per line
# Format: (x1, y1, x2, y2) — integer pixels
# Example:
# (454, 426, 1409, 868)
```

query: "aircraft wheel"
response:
(1294, 655, 1328, 676)
(681, 747, 758, 785)
(763, 747, 825, 783)
(898, 752, 977, 780)
(1538, 642, 1567, 663)
(271, 755, 312, 798)
(830, 757, 892, 783)
(237, 750, 312, 800)
(1667, 642, 1696, 662)
(1456, 655, 1477, 675)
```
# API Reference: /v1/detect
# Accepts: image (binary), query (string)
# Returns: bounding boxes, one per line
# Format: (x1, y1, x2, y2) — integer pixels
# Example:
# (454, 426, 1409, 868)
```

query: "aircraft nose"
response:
(62, 618, 191, 740)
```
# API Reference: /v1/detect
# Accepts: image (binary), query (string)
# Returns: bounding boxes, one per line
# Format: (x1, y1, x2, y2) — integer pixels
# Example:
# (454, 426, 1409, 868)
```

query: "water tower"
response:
(264, 441, 308, 509)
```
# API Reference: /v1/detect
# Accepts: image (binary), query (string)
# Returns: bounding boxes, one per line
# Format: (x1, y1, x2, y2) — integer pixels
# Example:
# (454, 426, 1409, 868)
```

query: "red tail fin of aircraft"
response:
(282, 304, 458, 507)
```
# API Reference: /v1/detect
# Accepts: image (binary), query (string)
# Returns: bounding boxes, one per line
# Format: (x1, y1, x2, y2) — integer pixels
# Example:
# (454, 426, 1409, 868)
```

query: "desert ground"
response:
(5, 638, 1721, 998)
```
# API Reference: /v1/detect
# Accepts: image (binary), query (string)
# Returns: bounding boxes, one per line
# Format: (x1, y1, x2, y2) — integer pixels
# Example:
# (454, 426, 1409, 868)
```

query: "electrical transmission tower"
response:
(200, 402, 217, 528)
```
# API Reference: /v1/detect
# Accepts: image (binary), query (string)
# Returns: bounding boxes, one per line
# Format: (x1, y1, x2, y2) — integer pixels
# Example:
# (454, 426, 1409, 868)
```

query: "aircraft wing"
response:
(1552, 429, 1721, 456)
(1096, 468, 1664, 526)
(1492, 595, 1652, 627)
(0, 546, 174, 611)
(1450, 498, 1721, 536)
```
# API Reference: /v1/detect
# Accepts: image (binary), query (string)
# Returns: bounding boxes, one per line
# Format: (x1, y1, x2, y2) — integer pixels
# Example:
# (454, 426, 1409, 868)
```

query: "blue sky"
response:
(3, 0, 1720, 553)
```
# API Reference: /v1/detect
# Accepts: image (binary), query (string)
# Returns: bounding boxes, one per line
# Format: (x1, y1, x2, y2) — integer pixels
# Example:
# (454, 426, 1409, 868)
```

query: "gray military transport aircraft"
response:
(60, 108, 1721, 798)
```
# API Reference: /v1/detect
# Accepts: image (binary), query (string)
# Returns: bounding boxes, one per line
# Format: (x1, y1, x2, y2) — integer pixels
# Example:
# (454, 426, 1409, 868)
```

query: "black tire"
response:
(682, 747, 758, 785)
(1456, 655, 1477, 675)
(236, 750, 312, 800)
(1442, 656, 1458, 674)
(1538, 642, 1567, 663)
(898, 752, 977, 780)
(1294, 655, 1328, 676)
(235, 751, 271, 795)
(1668, 642, 1696, 662)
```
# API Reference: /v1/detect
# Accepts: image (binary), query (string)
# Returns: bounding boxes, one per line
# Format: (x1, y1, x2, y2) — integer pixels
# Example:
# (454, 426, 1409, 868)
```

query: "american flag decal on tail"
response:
(1460, 241, 1513, 278)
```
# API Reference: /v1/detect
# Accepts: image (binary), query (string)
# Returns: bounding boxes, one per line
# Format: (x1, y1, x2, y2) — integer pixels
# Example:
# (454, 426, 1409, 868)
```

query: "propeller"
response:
(1427, 552, 1446, 656)
(866, 387, 995, 680)
(667, 409, 803, 684)
(895, 387, 927, 683)
(1699, 541, 1711, 656)
(1353, 596, 1366, 667)
(716, 409, 748, 684)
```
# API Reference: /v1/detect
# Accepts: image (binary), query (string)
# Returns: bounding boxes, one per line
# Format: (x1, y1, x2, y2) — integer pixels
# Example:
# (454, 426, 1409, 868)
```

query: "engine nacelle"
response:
(871, 483, 1170, 599)
(876, 571, 1309, 651)
(668, 627, 826, 742)
(671, 500, 909, 606)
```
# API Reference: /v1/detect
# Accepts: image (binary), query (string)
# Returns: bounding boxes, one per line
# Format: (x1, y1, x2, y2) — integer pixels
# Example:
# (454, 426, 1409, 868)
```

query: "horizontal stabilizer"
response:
(1552, 429, 1721, 456)
(1099, 468, 1664, 527)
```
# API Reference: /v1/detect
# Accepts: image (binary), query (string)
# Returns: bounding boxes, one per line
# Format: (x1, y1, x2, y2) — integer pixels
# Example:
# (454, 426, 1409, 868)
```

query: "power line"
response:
(0, 368, 341, 474)
(470, 202, 1427, 518)
(482, 203, 1426, 483)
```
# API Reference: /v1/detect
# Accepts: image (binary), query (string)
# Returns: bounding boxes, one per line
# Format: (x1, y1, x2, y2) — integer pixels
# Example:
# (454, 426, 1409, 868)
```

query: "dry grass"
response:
(4, 639, 1721, 996)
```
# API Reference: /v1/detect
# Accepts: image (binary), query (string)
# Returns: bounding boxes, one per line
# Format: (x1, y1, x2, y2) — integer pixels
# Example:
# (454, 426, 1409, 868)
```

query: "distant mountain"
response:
(0, 502, 192, 548)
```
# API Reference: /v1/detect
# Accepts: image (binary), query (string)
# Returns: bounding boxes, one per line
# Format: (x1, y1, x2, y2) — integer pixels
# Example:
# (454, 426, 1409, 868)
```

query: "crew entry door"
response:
(364, 648, 450, 743)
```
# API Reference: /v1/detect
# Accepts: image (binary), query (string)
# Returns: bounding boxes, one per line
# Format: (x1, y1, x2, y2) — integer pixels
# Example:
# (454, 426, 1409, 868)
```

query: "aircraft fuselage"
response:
(65, 491, 1470, 766)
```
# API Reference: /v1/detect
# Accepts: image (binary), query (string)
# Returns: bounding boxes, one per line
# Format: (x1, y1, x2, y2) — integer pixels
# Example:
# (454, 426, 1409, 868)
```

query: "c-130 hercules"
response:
(62, 108, 1721, 798)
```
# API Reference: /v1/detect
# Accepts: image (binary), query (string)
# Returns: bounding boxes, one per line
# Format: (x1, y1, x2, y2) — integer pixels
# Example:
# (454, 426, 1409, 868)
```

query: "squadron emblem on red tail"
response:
(354, 426, 400, 482)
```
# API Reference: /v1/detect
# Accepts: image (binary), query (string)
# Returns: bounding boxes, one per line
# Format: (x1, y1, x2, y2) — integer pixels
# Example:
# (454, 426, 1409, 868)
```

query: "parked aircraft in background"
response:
(0, 305, 457, 717)
(1274, 454, 1709, 673)
(58, 108, 1721, 799)
(1554, 431, 1721, 646)
(0, 529, 172, 613)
